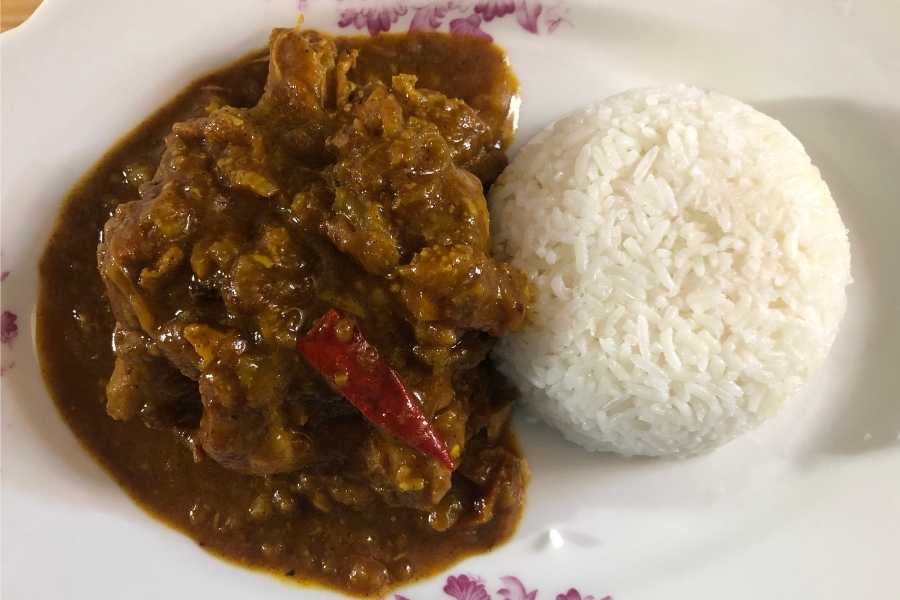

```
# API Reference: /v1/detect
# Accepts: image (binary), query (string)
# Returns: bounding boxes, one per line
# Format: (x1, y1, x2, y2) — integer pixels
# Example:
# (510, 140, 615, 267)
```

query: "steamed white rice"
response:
(490, 84, 851, 456)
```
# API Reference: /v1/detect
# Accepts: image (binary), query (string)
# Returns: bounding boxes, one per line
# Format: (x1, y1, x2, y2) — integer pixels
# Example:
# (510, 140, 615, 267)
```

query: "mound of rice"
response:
(490, 84, 851, 456)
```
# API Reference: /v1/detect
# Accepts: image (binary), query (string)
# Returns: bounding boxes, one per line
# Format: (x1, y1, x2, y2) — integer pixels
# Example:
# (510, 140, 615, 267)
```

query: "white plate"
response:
(2, 1, 899, 599)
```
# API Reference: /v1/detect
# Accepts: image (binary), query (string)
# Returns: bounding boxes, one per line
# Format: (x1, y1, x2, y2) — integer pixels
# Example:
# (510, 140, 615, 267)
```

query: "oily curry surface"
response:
(38, 29, 530, 596)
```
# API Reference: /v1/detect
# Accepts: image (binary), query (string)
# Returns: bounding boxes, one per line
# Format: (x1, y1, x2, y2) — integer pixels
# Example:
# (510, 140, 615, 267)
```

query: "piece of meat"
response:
(458, 445, 527, 529)
(106, 326, 200, 430)
(98, 199, 163, 332)
(390, 74, 504, 179)
(259, 29, 338, 113)
(186, 326, 314, 474)
(391, 160, 491, 252)
(180, 107, 280, 199)
(324, 80, 493, 273)
(395, 244, 531, 336)
(324, 188, 401, 275)
(197, 366, 312, 474)
(362, 431, 453, 510)
(138, 245, 185, 293)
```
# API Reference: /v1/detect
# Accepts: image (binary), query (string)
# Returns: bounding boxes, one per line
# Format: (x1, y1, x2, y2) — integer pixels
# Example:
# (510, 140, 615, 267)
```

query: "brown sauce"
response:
(37, 30, 528, 597)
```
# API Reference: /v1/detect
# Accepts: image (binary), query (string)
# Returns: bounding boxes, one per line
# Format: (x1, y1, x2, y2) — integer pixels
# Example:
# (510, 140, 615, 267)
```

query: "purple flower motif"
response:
(543, 0, 572, 32)
(1, 311, 18, 345)
(396, 573, 609, 600)
(444, 574, 492, 600)
(449, 13, 492, 39)
(475, 0, 516, 21)
(338, 2, 409, 35)
(409, 1, 453, 31)
(497, 575, 538, 600)
(556, 589, 611, 600)
(514, 0, 543, 33)
(329, 0, 570, 37)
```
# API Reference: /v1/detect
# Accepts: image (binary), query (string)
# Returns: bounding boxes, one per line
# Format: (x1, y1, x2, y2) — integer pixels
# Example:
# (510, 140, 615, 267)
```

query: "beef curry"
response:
(38, 28, 530, 596)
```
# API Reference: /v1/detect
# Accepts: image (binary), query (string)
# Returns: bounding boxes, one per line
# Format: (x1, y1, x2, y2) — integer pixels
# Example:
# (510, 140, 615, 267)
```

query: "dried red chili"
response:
(298, 308, 453, 468)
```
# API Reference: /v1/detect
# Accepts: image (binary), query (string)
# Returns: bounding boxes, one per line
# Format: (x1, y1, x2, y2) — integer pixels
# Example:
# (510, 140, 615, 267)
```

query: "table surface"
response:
(2, 0, 42, 32)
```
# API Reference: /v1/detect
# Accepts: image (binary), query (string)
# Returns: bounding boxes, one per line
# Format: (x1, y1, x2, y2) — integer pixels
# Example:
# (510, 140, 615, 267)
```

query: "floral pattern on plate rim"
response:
(0, 270, 17, 375)
(395, 574, 610, 600)
(318, 0, 571, 40)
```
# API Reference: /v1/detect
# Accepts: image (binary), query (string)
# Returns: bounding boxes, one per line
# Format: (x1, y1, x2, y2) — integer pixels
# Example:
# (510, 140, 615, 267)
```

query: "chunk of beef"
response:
(260, 29, 337, 113)
(396, 244, 530, 336)
(363, 433, 453, 509)
(324, 187, 401, 275)
(106, 326, 200, 430)
(458, 444, 528, 529)
(184, 324, 314, 474)
(391, 74, 505, 180)
(197, 365, 312, 474)
(324, 80, 492, 274)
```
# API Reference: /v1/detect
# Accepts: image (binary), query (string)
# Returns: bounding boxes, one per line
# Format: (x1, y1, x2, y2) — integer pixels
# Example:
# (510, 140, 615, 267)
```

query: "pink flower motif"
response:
(395, 596, 412, 600)
(409, 1, 453, 31)
(474, 0, 516, 21)
(330, 0, 570, 38)
(556, 589, 610, 600)
(542, 0, 571, 32)
(449, 13, 493, 39)
(514, 0, 543, 33)
(497, 575, 538, 600)
(0, 271, 9, 281)
(338, 2, 409, 35)
(443, 574, 492, 600)
(1, 310, 18, 345)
